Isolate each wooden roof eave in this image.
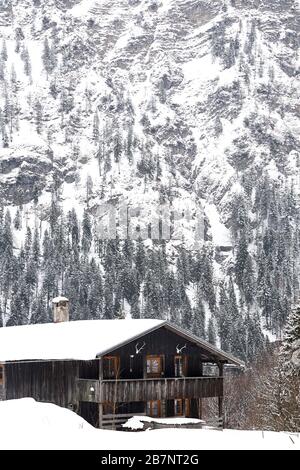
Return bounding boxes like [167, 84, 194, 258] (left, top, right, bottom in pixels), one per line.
[163, 322, 245, 367]
[96, 320, 245, 368]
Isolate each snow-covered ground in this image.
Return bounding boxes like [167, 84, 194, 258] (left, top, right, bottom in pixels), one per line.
[123, 415, 204, 430]
[0, 399, 299, 450]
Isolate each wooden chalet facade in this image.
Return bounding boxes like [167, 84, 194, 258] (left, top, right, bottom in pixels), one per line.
[0, 300, 243, 429]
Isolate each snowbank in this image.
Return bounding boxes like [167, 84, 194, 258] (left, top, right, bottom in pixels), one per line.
[123, 416, 204, 430]
[0, 399, 299, 450]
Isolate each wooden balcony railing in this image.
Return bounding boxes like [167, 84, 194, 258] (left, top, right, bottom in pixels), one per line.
[76, 376, 223, 403]
[101, 377, 223, 403]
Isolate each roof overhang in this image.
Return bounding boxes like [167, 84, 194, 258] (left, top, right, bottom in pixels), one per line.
[163, 322, 245, 367]
[95, 321, 169, 358]
[0, 319, 245, 367]
[98, 320, 245, 367]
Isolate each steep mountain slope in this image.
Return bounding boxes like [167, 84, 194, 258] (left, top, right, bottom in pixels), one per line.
[0, 0, 299, 361]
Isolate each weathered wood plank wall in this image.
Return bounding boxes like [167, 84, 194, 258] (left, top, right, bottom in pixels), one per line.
[5, 361, 79, 408]
[0, 385, 5, 401]
[108, 327, 215, 380]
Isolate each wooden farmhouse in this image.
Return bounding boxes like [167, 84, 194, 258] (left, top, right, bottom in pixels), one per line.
[0, 298, 243, 429]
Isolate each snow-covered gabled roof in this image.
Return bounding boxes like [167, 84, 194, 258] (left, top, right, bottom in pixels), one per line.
[0, 319, 244, 366]
[0, 320, 164, 362]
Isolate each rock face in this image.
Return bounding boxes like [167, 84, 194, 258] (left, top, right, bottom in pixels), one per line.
[0, 0, 299, 338]
[0, 146, 62, 205]
[0, 0, 298, 207]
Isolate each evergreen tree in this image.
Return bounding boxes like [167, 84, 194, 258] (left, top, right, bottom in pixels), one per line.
[120, 264, 138, 305]
[192, 298, 206, 339]
[67, 209, 80, 254]
[30, 296, 49, 324]
[103, 273, 114, 319]
[87, 259, 103, 319]
[21, 47, 32, 78]
[7, 278, 30, 326]
[93, 112, 100, 141]
[131, 292, 141, 319]
[180, 293, 193, 330]
[86, 176, 93, 207]
[24, 226, 32, 262]
[135, 237, 146, 282]
[1, 210, 13, 258]
[0, 56, 4, 81]
[42, 37, 55, 77]
[34, 99, 43, 134]
[32, 228, 40, 265]
[281, 302, 300, 376]
[1, 39, 8, 62]
[123, 238, 134, 265]
[208, 317, 217, 345]
[49, 197, 61, 235]
[82, 209, 92, 255]
[10, 65, 17, 89]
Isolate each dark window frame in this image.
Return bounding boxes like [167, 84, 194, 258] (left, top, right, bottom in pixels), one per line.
[174, 399, 183, 416]
[103, 356, 120, 379]
[147, 400, 161, 418]
[174, 355, 187, 377]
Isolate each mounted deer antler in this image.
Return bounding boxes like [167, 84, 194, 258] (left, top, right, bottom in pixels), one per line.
[176, 344, 187, 354]
[135, 341, 146, 354]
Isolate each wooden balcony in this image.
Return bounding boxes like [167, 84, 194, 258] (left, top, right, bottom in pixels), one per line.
[77, 376, 223, 404]
[101, 377, 223, 403]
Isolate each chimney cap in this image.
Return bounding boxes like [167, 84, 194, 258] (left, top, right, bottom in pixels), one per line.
[52, 296, 69, 304]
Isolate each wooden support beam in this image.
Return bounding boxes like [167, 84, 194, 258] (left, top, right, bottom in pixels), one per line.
[99, 357, 103, 381]
[218, 362, 224, 421]
[99, 357, 103, 428]
[143, 356, 147, 379]
[198, 398, 203, 420]
[99, 403, 103, 429]
[218, 396, 223, 419]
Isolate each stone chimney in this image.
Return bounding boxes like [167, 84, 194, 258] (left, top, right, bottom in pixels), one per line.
[52, 296, 69, 323]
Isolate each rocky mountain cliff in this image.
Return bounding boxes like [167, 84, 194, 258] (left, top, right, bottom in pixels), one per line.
[0, 0, 299, 361]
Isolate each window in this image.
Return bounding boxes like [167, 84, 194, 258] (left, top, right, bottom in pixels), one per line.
[0, 365, 3, 385]
[174, 356, 187, 377]
[147, 400, 161, 418]
[146, 356, 163, 377]
[174, 399, 190, 417]
[103, 357, 120, 379]
[174, 399, 183, 416]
